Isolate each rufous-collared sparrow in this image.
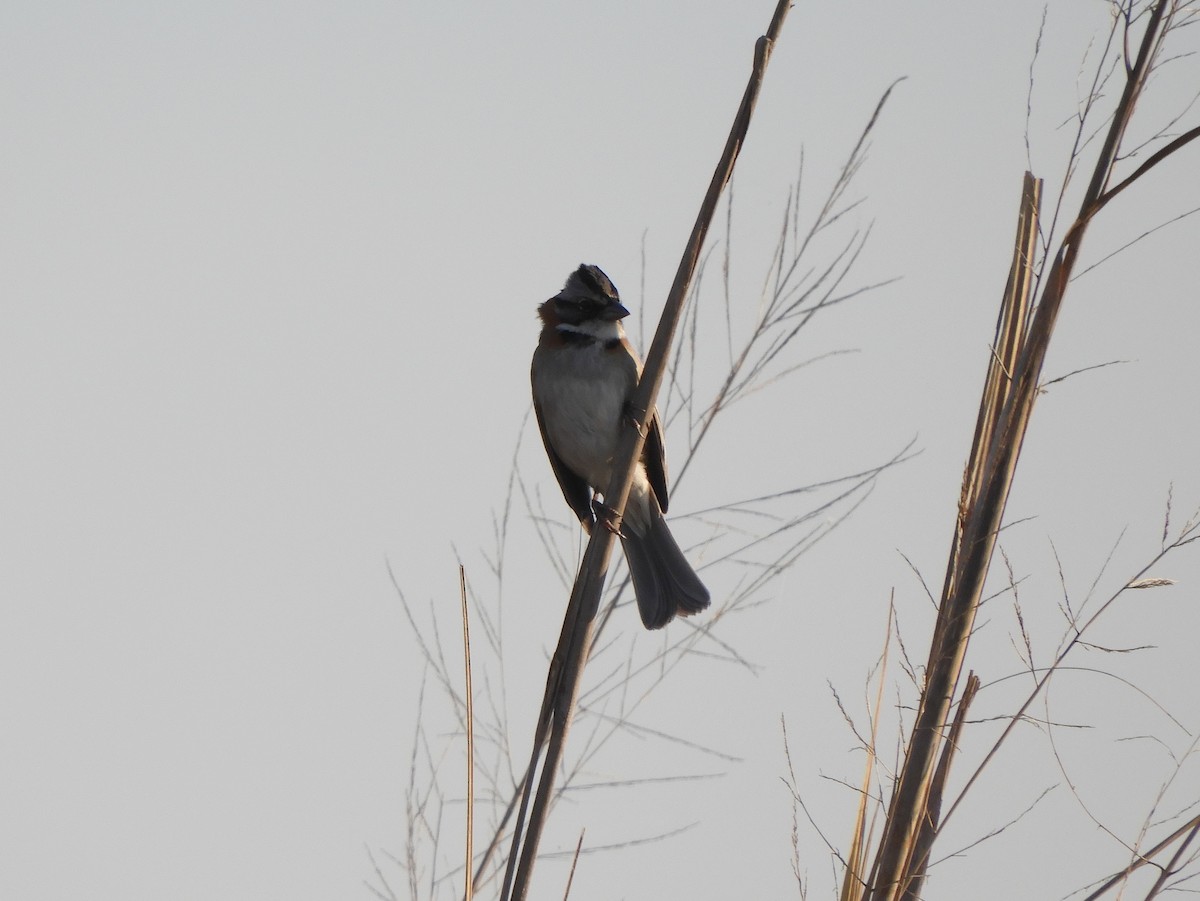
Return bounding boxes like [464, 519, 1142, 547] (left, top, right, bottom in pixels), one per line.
[531, 263, 710, 629]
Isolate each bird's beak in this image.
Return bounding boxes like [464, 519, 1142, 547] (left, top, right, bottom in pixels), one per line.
[601, 300, 631, 321]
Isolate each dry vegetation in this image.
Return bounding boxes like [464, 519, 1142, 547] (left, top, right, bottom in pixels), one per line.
[377, 2, 1200, 899]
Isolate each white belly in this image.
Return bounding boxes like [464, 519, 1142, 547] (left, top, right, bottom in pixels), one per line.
[535, 356, 626, 489]
[533, 342, 655, 532]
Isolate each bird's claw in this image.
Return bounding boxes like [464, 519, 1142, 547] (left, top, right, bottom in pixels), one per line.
[622, 401, 647, 437]
[591, 498, 625, 538]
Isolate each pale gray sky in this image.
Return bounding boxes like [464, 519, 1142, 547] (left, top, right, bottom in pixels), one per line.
[3, 2, 1199, 900]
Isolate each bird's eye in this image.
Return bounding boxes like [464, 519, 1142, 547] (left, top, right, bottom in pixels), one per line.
[557, 297, 598, 314]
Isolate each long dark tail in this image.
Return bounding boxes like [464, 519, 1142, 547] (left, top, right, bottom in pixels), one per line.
[621, 507, 710, 630]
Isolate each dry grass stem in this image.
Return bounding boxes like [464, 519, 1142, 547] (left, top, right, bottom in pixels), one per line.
[560, 831, 584, 901]
[501, 3, 794, 898]
[865, 169, 1043, 901]
[376, 2, 1200, 896]
[1081, 814, 1200, 901]
[460, 567, 475, 901]
[839, 605, 894, 901]
[864, 4, 1200, 897]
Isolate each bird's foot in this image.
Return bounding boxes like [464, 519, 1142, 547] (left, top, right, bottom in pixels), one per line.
[591, 497, 625, 538]
[622, 401, 647, 437]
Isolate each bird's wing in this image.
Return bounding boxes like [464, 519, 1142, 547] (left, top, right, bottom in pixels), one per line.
[614, 336, 671, 514]
[533, 397, 595, 526]
[642, 406, 670, 513]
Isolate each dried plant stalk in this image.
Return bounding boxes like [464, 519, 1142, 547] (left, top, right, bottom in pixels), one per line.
[501, 2, 793, 899]
[459, 567, 475, 901]
[840, 606, 895, 901]
[866, 171, 1042, 901]
[900, 673, 980, 901]
[866, 3, 1199, 897]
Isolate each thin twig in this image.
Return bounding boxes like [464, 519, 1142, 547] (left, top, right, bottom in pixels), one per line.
[460, 567, 475, 901]
[561, 831, 585, 901]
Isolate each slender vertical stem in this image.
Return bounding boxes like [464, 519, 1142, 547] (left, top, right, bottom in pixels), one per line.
[866, 4, 1178, 897]
[503, 2, 793, 898]
[459, 567, 475, 901]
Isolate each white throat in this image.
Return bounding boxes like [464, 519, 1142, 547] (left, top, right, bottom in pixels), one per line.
[556, 319, 623, 342]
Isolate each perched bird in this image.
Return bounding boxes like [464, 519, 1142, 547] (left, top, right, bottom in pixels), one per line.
[531, 263, 710, 629]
